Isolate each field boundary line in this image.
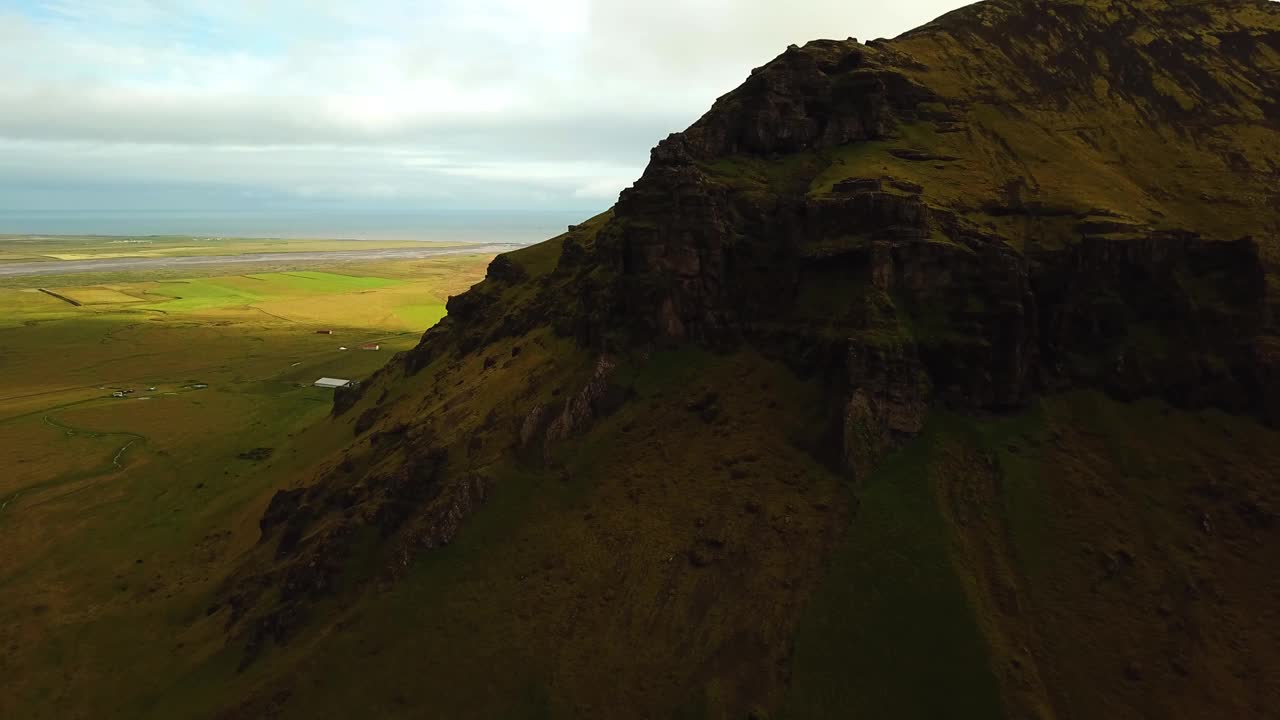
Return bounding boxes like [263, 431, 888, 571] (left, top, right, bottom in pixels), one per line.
[38, 288, 81, 306]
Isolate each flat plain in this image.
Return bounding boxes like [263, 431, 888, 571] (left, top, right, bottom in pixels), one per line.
[0, 235, 492, 718]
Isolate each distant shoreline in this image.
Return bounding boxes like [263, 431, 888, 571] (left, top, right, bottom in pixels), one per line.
[0, 243, 518, 278]
[0, 209, 588, 242]
[0, 233, 470, 243]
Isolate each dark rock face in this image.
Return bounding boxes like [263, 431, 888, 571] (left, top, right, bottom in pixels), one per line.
[353, 406, 383, 436]
[581, 157, 1274, 473]
[259, 488, 307, 540]
[543, 355, 620, 446]
[606, 164, 738, 344]
[1262, 340, 1280, 424]
[673, 42, 937, 159]
[870, 230, 1038, 410]
[485, 254, 527, 284]
[331, 384, 362, 417]
[842, 338, 930, 481]
[685, 63, 854, 156]
[219, 439, 490, 664]
[1033, 235, 1270, 410]
[594, 43, 941, 347]
[544, 0, 1280, 469]
[516, 355, 627, 460]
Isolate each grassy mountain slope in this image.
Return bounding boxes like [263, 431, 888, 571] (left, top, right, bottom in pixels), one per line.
[146, 1, 1280, 717]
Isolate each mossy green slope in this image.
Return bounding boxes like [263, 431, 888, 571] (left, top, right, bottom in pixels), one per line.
[785, 393, 1280, 719]
[143, 2, 1280, 718]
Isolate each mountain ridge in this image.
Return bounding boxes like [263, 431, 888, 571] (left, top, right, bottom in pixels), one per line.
[209, 1, 1280, 717]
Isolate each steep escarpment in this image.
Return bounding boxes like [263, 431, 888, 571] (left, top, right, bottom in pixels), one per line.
[596, 0, 1278, 399]
[209, 1, 1280, 718]
[579, 0, 1280, 476]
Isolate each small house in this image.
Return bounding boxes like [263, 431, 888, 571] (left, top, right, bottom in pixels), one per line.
[314, 377, 354, 390]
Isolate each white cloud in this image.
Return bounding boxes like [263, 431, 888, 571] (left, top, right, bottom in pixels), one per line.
[0, 1, 972, 215]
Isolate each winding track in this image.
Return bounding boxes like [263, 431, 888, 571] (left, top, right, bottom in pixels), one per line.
[0, 407, 148, 516]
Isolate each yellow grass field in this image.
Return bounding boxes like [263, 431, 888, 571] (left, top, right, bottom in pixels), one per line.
[53, 286, 149, 305]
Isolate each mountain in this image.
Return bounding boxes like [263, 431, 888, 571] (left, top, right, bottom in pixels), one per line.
[210, 1, 1280, 717]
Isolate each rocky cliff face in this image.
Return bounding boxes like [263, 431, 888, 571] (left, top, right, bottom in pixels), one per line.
[556, 0, 1280, 475]
[216, 1, 1280, 716]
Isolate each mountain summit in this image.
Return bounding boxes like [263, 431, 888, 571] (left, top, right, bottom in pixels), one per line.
[216, 1, 1280, 717]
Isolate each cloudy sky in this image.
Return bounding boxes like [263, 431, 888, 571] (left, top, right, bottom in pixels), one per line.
[0, 0, 970, 219]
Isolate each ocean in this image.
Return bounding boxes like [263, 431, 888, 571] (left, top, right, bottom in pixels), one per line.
[0, 209, 593, 243]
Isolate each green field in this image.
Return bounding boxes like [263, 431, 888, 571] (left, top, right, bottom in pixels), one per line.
[0, 242, 492, 719]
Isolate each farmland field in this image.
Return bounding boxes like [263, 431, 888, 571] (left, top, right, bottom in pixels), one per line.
[0, 236, 494, 718]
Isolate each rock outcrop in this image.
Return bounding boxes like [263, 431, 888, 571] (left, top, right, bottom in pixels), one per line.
[224, 0, 1280, 680]
[552, 0, 1280, 467]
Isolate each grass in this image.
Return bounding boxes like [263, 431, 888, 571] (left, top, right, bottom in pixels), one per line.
[150, 327, 1280, 720]
[782, 418, 1006, 719]
[54, 286, 148, 305]
[0, 381, 334, 718]
[6, 3, 1280, 713]
[144, 278, 265, 310]
[785, 393, 1280, 719]
[0, 249, 494, 720]
[251, 270, 401, 291]
[390, 303, 447, 329]
[7, 245, 1277, 719]
[0, 289, 82, 328]
[0, 264, 474, 335]
[137, 347, 851, 719]
[141, 272, 401, 312]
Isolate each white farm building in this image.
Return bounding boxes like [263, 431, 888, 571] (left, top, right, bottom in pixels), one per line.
[314, 377, 354, 389]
